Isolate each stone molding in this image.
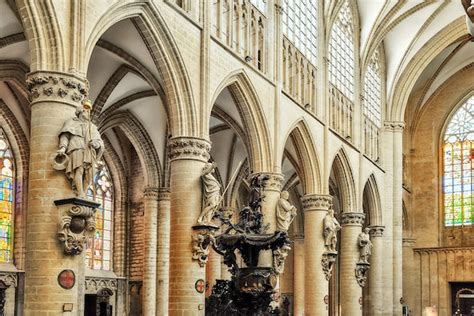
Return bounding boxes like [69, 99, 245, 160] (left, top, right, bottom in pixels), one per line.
[167, 137, 211, 162]
[85, 277, 118, 292]
[143, 187, 159, 199]
[340, 212, 365, 226]
[157, 188, 171, 201]
[369, 225, 385, 237]
[293, 233, 304, 241]
[0, 272, 17, 288]
[26, 71, 88, 106]
[383, 121, 405, 132]
[250, 172, 284, 192]
[402, 237, 416, 247]
[301, 194, 332, 212]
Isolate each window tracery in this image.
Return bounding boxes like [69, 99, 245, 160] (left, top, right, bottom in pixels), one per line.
[0, 129, 13, 263]
[85, 161, 114, 270]
[443, 98, 473, 226]
[363, 50, 382, 126]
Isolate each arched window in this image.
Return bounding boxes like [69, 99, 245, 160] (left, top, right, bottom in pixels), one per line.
[85, 161, 114, 270]
[282, 0, 318, 64]
[0, 129, 13, 263]
[328, 1, 354, 100]
[443, 98, 473, 226]
[363, 50, 382, 126]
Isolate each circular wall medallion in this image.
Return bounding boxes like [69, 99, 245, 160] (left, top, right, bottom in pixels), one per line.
[195, 279, 205, 293]
[58, 269, 75, 289]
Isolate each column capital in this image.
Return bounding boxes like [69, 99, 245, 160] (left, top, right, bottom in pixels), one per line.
[26, 71, 89, 107]
[301, 194, 332, 212]
[402, 237, 416, 247]
[157, 188, 171, 201]
[167, 136, 211, 162]
[340, 212, 365, 226]
[369, 225, 385, 237]
[383, 121, 405, 132]
[250, 172, 284, 192]
[143, 187, 160, 199]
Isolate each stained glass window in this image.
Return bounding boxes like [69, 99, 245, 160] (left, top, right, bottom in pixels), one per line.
[328, 1, 354, 100]
[443, 98, 473, 226]
[282, 0, 318, 64]
[0, 129, 13, 263]
[85, 161, 114, 270]
[363, 50, 382, 126]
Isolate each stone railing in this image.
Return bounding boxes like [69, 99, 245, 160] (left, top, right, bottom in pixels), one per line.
[282, 36, 317, 114]
[363, 117, 380, 162]
[329, 84, 353, 140]
[211, 0, 267, 72]
[168, 0, 202, 22]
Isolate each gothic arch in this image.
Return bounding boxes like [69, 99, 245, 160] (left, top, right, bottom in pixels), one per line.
[84, 1, 196, 137]
[210, 70, 273, 173]
[281, 119, 321, 195]
[329, 148, 357, 213]
[362, 174, 382, 226]
[100, 111, 161, 188]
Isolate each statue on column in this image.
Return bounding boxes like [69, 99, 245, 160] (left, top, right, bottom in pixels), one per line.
[275, 191, 297, 232]
[357, 227, 373, 264]
[323, 207, 341, 253]
[462, 0, 474, 35]
[197, 161, 222, 225]
[52, 103, 104, 198]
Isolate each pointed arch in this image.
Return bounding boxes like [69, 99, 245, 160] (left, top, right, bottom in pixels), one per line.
[281, 119, 321, 195]
[362, 174, 382, 226]
[210, 70, 272, 172]
[84, 1, 196, 137]
[330, 148, 357, 212]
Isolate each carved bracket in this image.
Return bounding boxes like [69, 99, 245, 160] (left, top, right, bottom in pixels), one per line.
[273, 240, 291, 274]
[321, 251, 338, 281]
[355, 262, 370, 287]
[192, 224, 218, 267]
[0, 272, 17, 288]
[55, 199, 99, 256]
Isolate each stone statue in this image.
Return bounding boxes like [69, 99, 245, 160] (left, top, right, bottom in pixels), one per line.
[275, 191, 297, 232]
[197, 161, 222, 224]
[53, 106, 104, 198]
[462, 0, 474, 34]
[323, 207, 341, 252]
[358, 227, 373, 264]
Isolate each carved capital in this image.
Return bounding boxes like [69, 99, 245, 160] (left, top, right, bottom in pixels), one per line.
[250, 172, 284, 192]
[55, 198, 99, 255]
[26, 71, 88, 106]
[0, 272, 17, 288]
[143, 187, 159, 200]
[301, 194, 332, 212]
[383, 121, 405, 132]
[168, 137, 211, 162]
[157, 187, 171, 201]
[340, 212, 365, 226]
[85, 277, 118, 292]
[369, 225, 385, 237]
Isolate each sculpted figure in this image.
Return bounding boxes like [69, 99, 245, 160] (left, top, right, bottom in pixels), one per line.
[323, 207, 341, 252]
[198, 162, 222, 224]
[462, 0, 474, 34]
[54, 106, 104, 197]
[358, 227, 373, 264]
[275, 191, 297, 232]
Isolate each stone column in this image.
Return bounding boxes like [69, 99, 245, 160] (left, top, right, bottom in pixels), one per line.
[168, 137, 211, 315]
[402, 238, 416, 316]
[340, 212, 365, 316]
[368, 226, 384, 315]
[156, 188, 170, 315]
[23, 71, 89, 315]
[293, 234, 305, 316]
[302, 194, 332, 315]
[206, 249, 221, 297]
[142, 187, 159, 315]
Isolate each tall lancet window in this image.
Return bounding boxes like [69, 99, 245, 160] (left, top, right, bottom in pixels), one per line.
[85, 161, 114, 270]
[363, 50, 382, 126]
[328, 1, 354, 100]
[443, 97, 473, 226]
[0, 129, 14, 263]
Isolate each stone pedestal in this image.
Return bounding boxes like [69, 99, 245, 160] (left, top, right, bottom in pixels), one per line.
[24, 71, 90, 316]
[167, 137, 211, 316]
[302, 194, 332, 316]
[156, 188, 171, 315]
[292, 234, 304, 316]
[340, 212, 365, 316]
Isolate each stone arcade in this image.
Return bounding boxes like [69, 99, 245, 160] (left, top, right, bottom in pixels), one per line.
[0, 0, 472, 315]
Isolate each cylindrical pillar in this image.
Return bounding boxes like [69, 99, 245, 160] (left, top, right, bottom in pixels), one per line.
[368, 226, 384, 315]
[142, 187, 159, 315]
[293, 234, 305, 316]
[206, 249, 221, 297]
[168, 137, 211, 315]
[23, 71, 89, 315]
[156, 188, 171, 315]
[340, 212, 365, 316]
[302, 194, 332, 315]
